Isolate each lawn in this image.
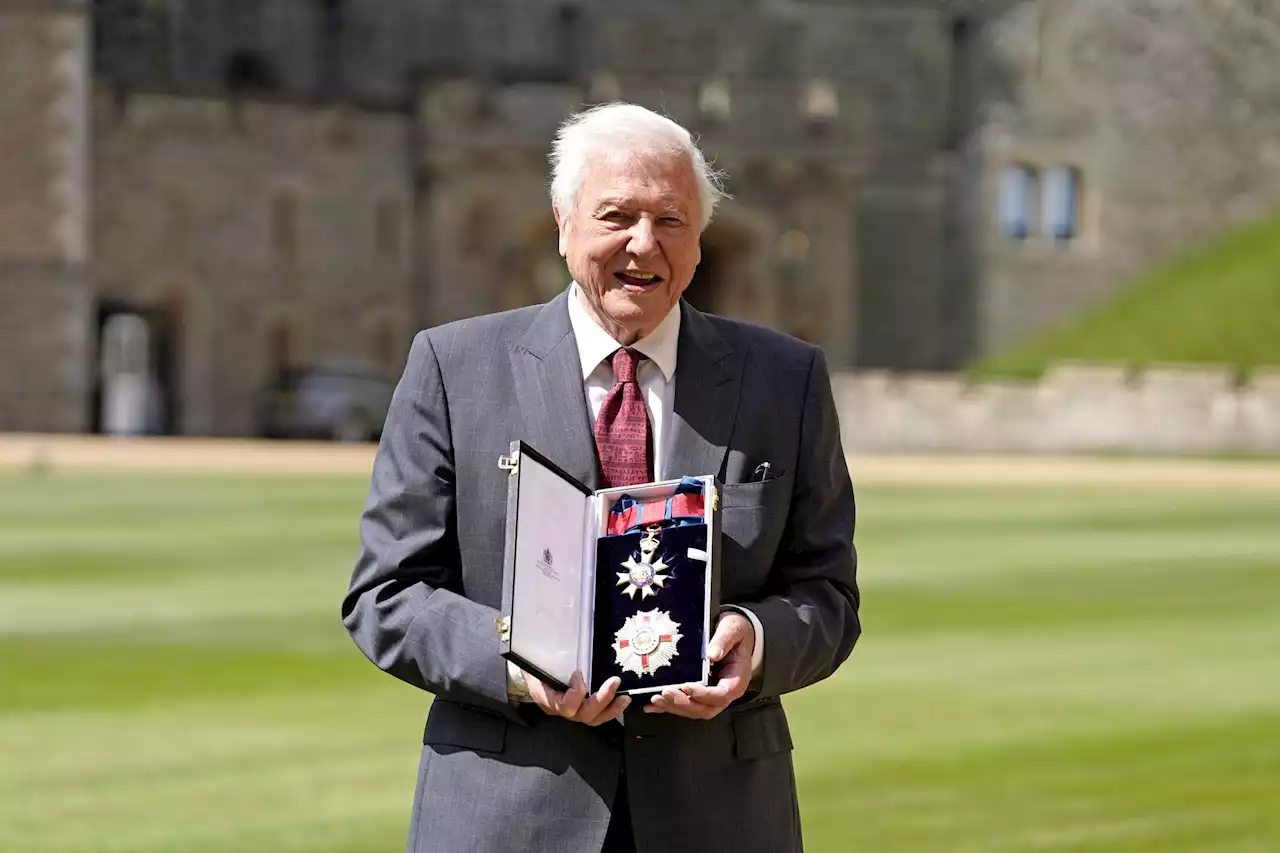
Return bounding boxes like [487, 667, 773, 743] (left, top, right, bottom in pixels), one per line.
[1, 471, 1277, 852]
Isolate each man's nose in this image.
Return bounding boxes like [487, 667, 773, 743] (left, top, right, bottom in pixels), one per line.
[626, 218, 658, 256]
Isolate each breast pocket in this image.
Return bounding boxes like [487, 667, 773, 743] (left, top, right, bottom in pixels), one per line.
[719, 474, 792, 596]
[721, 474, 792, 510]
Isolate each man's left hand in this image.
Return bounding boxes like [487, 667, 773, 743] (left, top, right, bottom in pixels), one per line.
[643, 611, 755, 719]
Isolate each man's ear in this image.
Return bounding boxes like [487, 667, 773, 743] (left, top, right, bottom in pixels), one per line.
[554, 205, 569, 258]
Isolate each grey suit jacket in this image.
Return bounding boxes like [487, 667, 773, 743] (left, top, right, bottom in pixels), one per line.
[343, 289, 859, 853]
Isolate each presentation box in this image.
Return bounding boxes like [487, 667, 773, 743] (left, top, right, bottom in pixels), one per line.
[495, 441, 722, 696]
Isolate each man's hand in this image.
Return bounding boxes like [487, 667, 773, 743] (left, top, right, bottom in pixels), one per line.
[644, 611, 754, 720]
[526, 670, 630, 726]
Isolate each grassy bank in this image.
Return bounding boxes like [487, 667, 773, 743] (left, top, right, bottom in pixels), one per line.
[976, 212, 1280, 378]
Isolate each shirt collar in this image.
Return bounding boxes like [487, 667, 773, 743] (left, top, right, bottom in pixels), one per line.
[567, 283, 680, 383]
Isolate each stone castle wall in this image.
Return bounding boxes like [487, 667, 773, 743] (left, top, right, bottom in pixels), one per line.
[93, 0, 977, 372]
[93, 93, 414, 436]
[0, 3, 92, 432]
[978, 0, 1280, 353]
[0, 262, 92, 432]
[834, 363, 1280, 455]
[6, 0, 1280, 437]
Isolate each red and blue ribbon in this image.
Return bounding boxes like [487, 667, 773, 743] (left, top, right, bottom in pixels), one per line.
[607, 477, 706, 536]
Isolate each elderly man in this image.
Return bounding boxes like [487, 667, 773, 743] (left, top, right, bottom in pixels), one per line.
[343, 103, 859, 853]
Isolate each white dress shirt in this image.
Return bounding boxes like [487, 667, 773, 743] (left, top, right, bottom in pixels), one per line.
[508, 285, 763, 700]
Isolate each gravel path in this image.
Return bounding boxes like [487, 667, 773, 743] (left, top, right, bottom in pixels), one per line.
[3, 433, 1279, 491]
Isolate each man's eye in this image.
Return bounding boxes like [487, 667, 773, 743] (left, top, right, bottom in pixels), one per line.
[602, 211, 631, 223]
[660, 217, 684, 226]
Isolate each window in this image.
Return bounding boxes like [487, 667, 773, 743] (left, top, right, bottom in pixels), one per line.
[699, 80, 731, 122]
[998, 165, 1037, 240]
[999, 163, 1084, 243]
[802, 79, 839, 124]
[224, 49, 278, 94]
[1042, 166, 1080, 242]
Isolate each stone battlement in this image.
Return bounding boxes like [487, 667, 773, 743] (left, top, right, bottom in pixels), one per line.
[833, 362, 1280, 454]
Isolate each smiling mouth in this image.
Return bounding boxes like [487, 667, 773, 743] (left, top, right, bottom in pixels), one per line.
[614, 271, 664, 288]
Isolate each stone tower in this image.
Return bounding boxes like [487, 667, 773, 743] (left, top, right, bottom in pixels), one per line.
[0, 0, 92, 431]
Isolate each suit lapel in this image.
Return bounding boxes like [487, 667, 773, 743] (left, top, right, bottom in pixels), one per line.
[666, 302, 744, 480]
[509, 290, 601, 490]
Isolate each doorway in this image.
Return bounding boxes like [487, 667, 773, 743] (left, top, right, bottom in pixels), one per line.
[685, 223, 753, 317]
[91, 300, 179, 435]
[685, 244, 722, 313]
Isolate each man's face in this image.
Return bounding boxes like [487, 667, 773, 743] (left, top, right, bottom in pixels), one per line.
[556, 151, 702, 344]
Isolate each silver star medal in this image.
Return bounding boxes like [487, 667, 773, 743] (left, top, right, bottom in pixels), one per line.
[616, 526, 669, 600]
[614, 609, 682, 677]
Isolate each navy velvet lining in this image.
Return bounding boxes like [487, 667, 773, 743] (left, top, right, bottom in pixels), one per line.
[592, 524, 709, 692]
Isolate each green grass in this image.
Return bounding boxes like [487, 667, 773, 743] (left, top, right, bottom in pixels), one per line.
[2, 472, 1278, 852]
[975, 212, 1280, 378]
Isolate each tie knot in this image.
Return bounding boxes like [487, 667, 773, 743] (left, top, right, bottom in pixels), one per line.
[611, 347, 643, 383]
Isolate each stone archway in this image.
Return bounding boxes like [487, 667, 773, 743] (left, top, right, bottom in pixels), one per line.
[686, 217, 766, 322]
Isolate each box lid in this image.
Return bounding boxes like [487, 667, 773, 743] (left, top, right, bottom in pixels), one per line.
[498, 440, 593, 691]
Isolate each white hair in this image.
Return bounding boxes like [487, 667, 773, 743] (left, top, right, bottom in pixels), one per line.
[549, 102, 729, 231]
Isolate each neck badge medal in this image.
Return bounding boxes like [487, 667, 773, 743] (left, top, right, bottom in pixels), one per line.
[616, 525, 669, 599]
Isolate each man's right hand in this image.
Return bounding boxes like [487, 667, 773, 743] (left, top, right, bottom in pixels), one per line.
[526, 670, 630, 726]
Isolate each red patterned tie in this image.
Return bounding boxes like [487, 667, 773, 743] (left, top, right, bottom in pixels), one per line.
[594, 348, 653, 488]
